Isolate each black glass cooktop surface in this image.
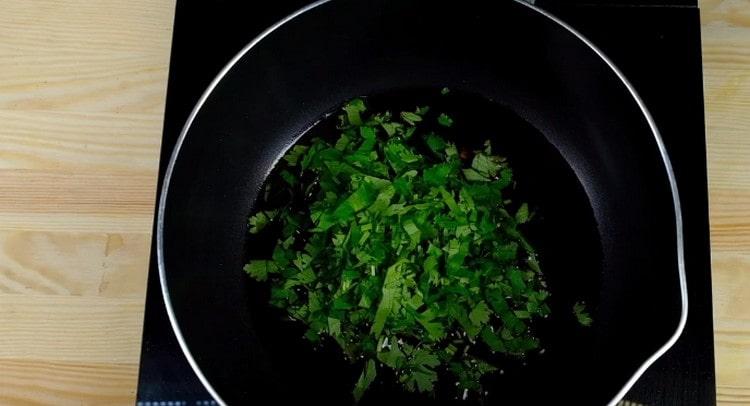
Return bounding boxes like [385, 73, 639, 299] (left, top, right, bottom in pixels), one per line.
[136, 1, 715, 405]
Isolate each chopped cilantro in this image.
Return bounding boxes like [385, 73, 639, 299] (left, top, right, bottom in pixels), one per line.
[245, 97, 553, 402]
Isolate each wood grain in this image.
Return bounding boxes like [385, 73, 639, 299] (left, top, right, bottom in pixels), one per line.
[0, 359, 138, 406]
[0, 0, 174, 114]
[0, 110, 162, 172]
[702, 0, 750, 404]
[0, 0, 175, 404]
[0, 170, 157, 234]
[0, 231, 150, 296]
[0, 295, 144, 364]
[0, 0, 747, 404]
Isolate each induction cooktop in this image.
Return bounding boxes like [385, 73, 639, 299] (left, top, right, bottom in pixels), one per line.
[136, 1, 715, 405]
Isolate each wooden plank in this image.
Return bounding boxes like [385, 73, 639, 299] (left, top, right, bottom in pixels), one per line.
[0, 295, 145, 364]
[0, 359, 138, 406]
[0, 110, 162, 172]
[0, 0, 174, 114]
[0, 0, 172, 55]
[0, 0, 175, 403]
[0, 230, 150, 297]
[702, 0, 750, 404]
[0, 169, 157, 234]
[712, 253, 750, 404]
[709, 188, 750, 253]
[0, 213, 154, 234]
[0, 170, 156, 215]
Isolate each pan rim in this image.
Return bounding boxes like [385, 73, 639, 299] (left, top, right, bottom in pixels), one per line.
[155, 1, 688, 405]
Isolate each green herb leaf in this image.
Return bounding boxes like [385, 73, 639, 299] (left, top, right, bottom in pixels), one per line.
[328, 317, 341, 337]
[400, 111, 423, 125]
[471, 153, 502, 177]
[371, 260, 406, 337]
[248, 210, 276, 234]
[515, 203, 530, 224]
[437, 113, 454, 128]
[462, 168, 490, 182]
[333, 182, 377, 220]
[243, 260, 278, 281]
[423, 163, 454, 187]
[353, 359, 377, 402]
[573, 301, 593, 326]
[469, 301, 491, 327]
[283, 145, 309, 166]
[344, 98, 367, 126]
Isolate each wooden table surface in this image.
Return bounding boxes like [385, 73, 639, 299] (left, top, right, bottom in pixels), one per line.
[0, 0, 747, 405]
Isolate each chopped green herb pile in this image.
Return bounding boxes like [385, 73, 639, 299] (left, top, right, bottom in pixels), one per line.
[245, 97, 551, 402]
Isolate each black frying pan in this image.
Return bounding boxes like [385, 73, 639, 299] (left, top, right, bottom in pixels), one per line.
[157, 1, 687, 405]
